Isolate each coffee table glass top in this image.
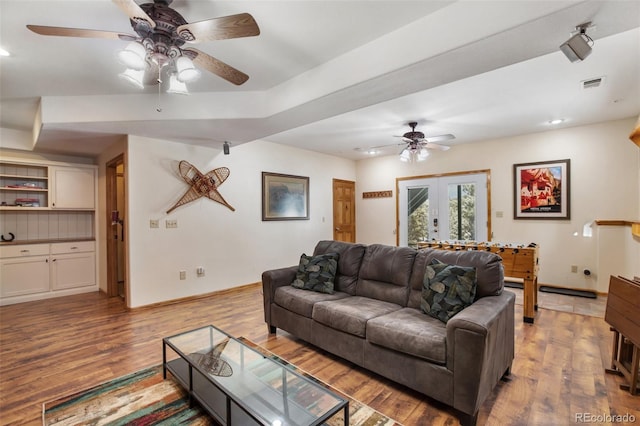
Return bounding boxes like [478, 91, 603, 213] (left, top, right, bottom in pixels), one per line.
[164, 325, 347, 425]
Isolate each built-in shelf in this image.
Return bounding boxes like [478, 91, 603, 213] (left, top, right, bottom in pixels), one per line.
[0, 187, 48, 191]
[0, 163, 49, 209]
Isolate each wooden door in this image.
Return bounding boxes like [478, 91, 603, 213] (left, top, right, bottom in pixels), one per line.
[332, 179, 356, 242]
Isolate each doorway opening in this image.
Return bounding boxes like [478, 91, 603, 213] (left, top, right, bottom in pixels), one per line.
[106, 155, 127, 302]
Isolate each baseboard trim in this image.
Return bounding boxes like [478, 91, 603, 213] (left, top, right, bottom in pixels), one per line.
[127, 282, 261, 311]
[504, 280, 607, 297]
[539, 285, 597, 299]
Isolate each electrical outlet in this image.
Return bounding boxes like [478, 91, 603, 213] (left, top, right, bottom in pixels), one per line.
[571, 265, 578, 273]
[150, 219, 159, 228]
[197, 267, 205, 277]
[166, 219, 178, 228]
[179, 270, 186, 280]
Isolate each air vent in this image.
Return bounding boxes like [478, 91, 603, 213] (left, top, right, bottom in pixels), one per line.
[582, 76, 605, 89]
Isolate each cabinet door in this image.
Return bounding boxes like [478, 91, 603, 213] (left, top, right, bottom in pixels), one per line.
[51, 167, 95, 209]
[0, 256, 50, 297]
[51, 252, 96, 290]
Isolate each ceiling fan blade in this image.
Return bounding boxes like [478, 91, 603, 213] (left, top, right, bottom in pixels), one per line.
[27, 25, 137, 41]
[393, 135, 418, 144]
[184, 48, 249, 85]
[424, 142, 451, 151]
[356, 142, 404, 151]
[177, 13, 260, 43]
[424, 134, 455, 143]
[112, 0, 155, 28]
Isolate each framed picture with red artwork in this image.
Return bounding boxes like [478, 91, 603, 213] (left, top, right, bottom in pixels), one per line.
[513, 159, 570, 220]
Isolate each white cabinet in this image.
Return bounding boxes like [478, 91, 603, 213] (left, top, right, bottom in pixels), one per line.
[0, 244, 50, 297]
[0, 241, 96, 305]
[50, 242, 96, 290]
[51, 167, 95, 209]
[0, 160, 98, 305]
[0, 162, 96, 211]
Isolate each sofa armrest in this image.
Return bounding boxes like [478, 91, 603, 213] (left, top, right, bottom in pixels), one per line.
[445, 290, 515, 416]
[261, 266, 297, 326]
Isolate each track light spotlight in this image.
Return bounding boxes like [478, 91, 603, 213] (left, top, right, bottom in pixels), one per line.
[560, 22, 593, 62]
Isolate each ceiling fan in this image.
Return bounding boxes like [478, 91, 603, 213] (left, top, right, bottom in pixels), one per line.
[26, 0, 260, 87]
[362, 122, 454, 162]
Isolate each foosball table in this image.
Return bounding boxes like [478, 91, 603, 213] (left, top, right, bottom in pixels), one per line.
[417, 240, 540, 323]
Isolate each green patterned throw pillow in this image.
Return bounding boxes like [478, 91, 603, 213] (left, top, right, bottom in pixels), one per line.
[421, 259, 477, 323]
[291, 252, 340, 294]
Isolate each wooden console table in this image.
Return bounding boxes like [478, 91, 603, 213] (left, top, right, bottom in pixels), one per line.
[604, 275, 640, 395]
[417, 241, 539, 323]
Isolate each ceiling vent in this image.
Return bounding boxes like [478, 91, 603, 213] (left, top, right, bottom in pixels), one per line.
[582, 76, 604, 89]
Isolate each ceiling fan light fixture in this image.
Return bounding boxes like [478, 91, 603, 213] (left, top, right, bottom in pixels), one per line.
[417, 148, 429, 161]
[118, 41, 147, 71]
[167, 74, 189, 95]
[400, 149, 411, 162]
[119, 68, 145, 89]
[176, 56, 201, 83]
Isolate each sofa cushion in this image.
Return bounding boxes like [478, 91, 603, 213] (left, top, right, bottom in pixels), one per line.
[356, 244, 417, 306]
[274, 286, 350, 318]
[314, 240, 366, 295]
[312, 296, 401, 337]
[421, 259, 477, 323]
[291, 252, 339, 294]
[408, 248, 504, 309]
[366, 307, 446, 364]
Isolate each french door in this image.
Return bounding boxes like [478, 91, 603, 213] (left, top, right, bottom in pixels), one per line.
[397, 172, 489, 247]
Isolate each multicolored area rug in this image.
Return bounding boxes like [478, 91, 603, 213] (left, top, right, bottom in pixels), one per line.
[43, 339, 400, 426]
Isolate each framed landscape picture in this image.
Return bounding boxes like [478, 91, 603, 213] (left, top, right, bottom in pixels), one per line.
[262, 172, 309, 221]
[513, 159, 570, 220]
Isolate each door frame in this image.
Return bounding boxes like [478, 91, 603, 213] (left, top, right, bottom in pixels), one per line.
[106, 154, 127, 302]
[396, 169, 492, 246]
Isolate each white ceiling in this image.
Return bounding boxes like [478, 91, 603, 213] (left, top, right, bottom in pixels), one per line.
[1, 0, 639, 159]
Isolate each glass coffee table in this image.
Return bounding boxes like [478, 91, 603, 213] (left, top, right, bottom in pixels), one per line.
[163, 325, 349, 425]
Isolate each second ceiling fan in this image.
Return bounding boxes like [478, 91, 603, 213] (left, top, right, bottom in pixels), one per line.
[27, 0, 260, 87]
[367, 122, 454, 162]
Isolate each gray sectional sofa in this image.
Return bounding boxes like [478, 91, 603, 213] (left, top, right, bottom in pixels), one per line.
[261, 240, 515, 425]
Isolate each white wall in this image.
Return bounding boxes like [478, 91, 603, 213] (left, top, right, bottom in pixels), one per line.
[356, 117, 640, 293]
[125, 136, 355, 307]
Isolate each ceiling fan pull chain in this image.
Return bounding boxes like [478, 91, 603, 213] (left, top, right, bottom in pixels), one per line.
[156, 66, 163, 113]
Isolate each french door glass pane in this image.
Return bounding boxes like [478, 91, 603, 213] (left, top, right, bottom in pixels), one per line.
[448, 183, 476, 240]
[408, 187, 429, 247]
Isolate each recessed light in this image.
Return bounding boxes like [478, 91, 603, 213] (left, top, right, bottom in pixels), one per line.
[0, 47, 10, 57]
[548, 119, 564, 125]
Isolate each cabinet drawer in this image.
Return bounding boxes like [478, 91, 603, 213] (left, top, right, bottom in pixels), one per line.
[0, 244, 49, 258]
[50, 241, 95, 254]
[0, 255, 50, 297]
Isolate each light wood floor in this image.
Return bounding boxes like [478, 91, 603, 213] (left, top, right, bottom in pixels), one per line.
[1, 285, 638, 426]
